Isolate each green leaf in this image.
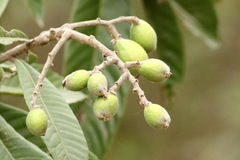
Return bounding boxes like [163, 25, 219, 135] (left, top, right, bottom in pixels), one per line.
[0, 44, 4, 52]
[0, 115, 52, 160]
[144, 0, 184, 94]
[22, 0, 44, 27]
[0, 63, 86, 104]
[89, 151, 99, 160]
[0, 102, 47, 151]
[15, 60, 89, 160]
[0, 74, 22, 95]
[170, 0, 219, 48]
[0, 0, 8, 18]
[65, 0, 131, 158]
[0, 26, 29, 45]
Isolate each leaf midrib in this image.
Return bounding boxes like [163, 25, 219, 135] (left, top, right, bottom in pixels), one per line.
[0, 139, 15, 160]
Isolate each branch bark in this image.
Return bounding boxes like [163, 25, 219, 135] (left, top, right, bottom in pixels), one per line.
[0, 16, 153, 108]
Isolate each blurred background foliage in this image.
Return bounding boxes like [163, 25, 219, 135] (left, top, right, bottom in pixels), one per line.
[0, 0, 240, 160]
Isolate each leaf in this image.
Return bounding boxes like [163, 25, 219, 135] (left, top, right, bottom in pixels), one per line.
[0, 0, 8, 18]
[0, 63, 86, 104]
[170, 0, 219, 48]
[0, 26, 29, 45]
[0, 44, 4, 52]
[15, 60, 89, 160]
[89, 151, 99, 160]
[0, 102, 47, 151]
[0, 115, 52, 160]
[144, 0, 184, 94]
[65, 0, 131, 158]
[0, 75, 22, 95]
[22, 0, 44, 27]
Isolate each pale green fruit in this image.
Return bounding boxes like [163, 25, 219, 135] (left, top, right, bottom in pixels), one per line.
[62, 70, 89, 91]
[26, 108, 48, 136]
[139, 59, 171, 82]
[144, 104, 171, 129]
[130, 20, 157, 53]
[0, 66, 3, 82]
[114, 39, 148, 76]
[88, 72, 108, 96]
[93, 93, 119, 121]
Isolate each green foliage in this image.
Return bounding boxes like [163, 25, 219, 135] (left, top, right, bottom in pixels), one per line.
[144, 1, 184, 94]
[15, 60, 89, 160]
[171, 0, 219, 48]
[0, 0, 219, 159]
[0, 0, 8, 18]
[0, 102, 47, 151]
[22, 0, 44, 27]
[0, 63, 86, 103]
[0, 26, 29, 45]
[65, 0, 132, 158]
[0, 115, 52, 160]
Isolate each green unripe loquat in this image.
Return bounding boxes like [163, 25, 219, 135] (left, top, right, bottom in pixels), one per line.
[87, 72, 108, 96]
[93, 93, 119, 121]
[62, 70, 89, 91]
[139, 59, 171, 82]
[130, 20, 157, 53]
[114, 39, 148, 76]
[26, 108, 48, 136]
[144, 104, 171, 129]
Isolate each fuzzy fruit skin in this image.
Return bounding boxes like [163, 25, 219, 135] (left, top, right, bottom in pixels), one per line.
[93, 94, 119, 121]
[88, 72, 108, 96]
[62, 70, 89, 91]
[114, 39, 148, 76]
[0, 66, 3, 82]
[144, 104, 171, 129]
[139, 59, 171, 82]
[26, 108, 48, 136]
[130, 20, 157, 53]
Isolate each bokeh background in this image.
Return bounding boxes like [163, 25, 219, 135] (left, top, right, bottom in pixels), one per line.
[1, 0, 240, 160]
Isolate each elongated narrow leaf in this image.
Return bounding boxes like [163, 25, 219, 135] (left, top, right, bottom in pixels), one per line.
[0, 63, 86, 104]
[65, 0, 131, 158]
[0, 0, 9, 18]
[15, 60, 89, 160]
[0, 102, 47, 151]
[22, 0, 44, 27]
[171, 0, 219, 48]
[0, 116, 52, 160]
[144, 0, 184, 94]
[0, 26, 29, 45]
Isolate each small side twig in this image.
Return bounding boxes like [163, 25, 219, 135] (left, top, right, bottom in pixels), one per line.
[31, 30, 70, 108]
[0, 16, 152, 109]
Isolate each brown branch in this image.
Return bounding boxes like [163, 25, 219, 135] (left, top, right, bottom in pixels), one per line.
[1, 16, 153, 108]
